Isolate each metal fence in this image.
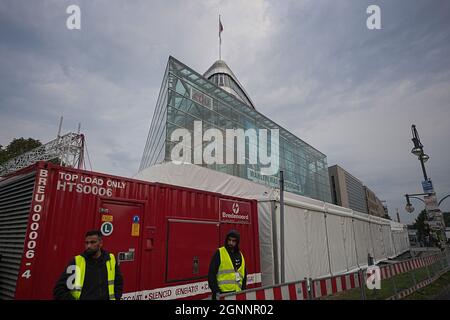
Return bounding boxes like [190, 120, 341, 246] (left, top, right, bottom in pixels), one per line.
[219, 249, 450, 300]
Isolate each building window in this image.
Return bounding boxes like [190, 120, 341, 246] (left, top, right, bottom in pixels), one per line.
[331, 175, 338, 205]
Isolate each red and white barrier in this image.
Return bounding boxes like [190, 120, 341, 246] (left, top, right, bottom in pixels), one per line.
[379, 254, 441, 281]
[312, 272, 360, 299]
[388, 277, 435, 300]
[220, 253, 444, 300]
[221, 280, 308, 300]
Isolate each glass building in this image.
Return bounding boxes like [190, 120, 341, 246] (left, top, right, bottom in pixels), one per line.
[139, 56, 332, 202]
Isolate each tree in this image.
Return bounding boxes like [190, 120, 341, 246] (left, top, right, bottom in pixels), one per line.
[0, 138, 42, 165]
[412, 209, 430, 244]
[444, 212, 450, 227]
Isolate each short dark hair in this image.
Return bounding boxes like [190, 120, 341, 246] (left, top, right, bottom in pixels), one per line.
[85, 230, 102, 239]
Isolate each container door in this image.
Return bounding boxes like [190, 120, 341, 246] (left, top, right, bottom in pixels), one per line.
[166, 219, 220, 282]
[97, 200, 143, 294]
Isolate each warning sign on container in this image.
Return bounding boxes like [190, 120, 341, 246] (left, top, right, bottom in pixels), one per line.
[131, 223, 140, 237]
[101, 222, 113, 236]
[101, 215, 113, 222]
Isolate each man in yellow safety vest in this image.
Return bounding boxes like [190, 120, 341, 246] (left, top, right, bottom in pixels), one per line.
[53, 230, 123, 300]
[208, 230, 247, 300]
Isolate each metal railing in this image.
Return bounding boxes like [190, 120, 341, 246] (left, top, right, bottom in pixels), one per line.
[219, 248, 450, 300]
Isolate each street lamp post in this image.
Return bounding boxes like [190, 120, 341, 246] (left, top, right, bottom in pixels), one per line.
[411, 125, 429, 181]
[404, 193, 427, 214]
[404, 124, 448, 247]
[405, 193, 450, 215]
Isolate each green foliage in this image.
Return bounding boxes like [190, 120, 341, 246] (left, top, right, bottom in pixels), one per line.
[444, 212, 450, 227]
[0, 138, 42, 165]
[413, 209, 430, 242]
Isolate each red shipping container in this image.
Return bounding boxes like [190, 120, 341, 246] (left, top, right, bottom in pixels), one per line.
[0, 161, 260, 300]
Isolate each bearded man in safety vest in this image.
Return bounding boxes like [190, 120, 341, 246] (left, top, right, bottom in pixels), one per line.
[53, 230, 123, 300]
[208, 229, 247, 300]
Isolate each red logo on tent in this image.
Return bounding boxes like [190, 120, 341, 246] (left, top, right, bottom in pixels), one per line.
[219, 199, 250, 224]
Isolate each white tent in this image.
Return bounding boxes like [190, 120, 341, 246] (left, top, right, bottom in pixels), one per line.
[135, 162, 410, 285]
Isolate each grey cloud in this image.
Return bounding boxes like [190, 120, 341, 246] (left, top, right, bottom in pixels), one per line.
[1, 0, 449, 224]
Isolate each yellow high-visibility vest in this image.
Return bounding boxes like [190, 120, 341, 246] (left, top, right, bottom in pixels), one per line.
[217, 246, 245, 293]
[71, 253, 116, 300]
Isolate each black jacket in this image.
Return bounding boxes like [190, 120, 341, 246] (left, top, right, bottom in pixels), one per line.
[208, 230, 247, 296]
[53, 249, 123, 300]
[208, 247, 247, 294]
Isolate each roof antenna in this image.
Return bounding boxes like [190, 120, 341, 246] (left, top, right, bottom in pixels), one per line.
[77, 122, 81, 134]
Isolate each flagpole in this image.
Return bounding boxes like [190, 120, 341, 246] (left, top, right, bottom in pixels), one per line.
[219, 14, 221, 61]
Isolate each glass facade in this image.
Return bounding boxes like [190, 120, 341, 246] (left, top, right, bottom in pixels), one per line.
[140, 56, 332, 203]
[345, 173, 368, 214]
[140, 63, 169, 170]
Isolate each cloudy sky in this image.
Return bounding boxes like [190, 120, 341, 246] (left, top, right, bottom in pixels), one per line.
[1, 0, 449, 224]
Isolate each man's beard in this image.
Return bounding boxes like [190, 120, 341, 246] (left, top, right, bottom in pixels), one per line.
[226, 245, 235, 252]
[84, 248, 99, 257]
